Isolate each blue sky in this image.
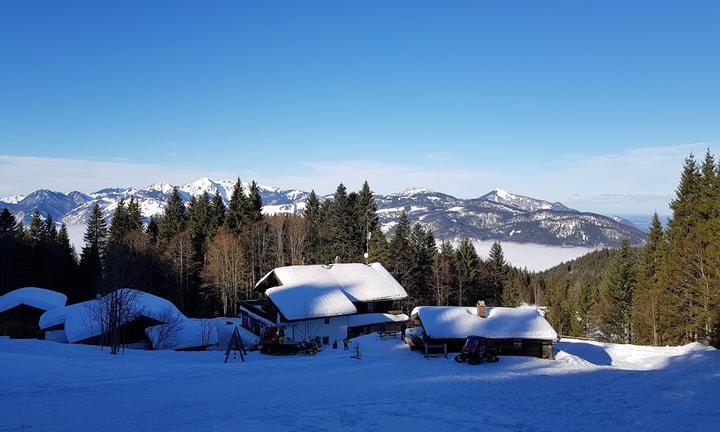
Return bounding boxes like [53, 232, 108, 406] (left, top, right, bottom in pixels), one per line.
[1, 1, 719, 214]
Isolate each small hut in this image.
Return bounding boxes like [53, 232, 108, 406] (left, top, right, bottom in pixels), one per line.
[410, 303, 557, 359]
[0, 287, 67, 339]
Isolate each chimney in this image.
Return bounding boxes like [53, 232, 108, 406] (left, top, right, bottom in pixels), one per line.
[476, 300, 487, 318]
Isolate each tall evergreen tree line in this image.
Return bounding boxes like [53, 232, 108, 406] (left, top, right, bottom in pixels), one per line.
[537, 150, 720, 347]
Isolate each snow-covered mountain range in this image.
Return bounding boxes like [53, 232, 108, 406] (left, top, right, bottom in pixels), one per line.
[1, 177, 646, 247]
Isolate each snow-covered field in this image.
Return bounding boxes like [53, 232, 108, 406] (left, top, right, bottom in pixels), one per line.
[1, 336, 717, 432]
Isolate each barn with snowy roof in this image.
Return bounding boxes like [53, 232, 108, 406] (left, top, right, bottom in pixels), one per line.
[0, 287, 67, 339]
[38, 288, 214, 349]
[240, 263, 409, 346]
[410, 302, 557, 359]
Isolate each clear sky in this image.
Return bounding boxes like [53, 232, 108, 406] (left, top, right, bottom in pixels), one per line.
[1, 1, 719, 214]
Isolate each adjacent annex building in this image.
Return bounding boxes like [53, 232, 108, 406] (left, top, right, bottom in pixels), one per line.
[411, 302, 558, 359]
[240, 263, 408, 346]
[0, 287, 67, 339]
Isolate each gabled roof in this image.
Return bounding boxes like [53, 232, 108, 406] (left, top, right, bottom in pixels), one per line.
[0, 287, 67, 314]
[412, 306, 558, 340]
[39, 288, 183, 343]
[257, 263, 407, 321]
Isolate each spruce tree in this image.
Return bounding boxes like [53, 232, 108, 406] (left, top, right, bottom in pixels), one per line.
[146, 215, 159, 244]
[633, 213, 667, 345]
[502, 269, 522, 307]
[126, 198, 143, 231]
[487, 241, 508, 305]
[247, 181, 264, 223]
[329, 183, 355, 262]
[389, 212, 413, 300]
[367, 225, 390, 265]
[597, 238, 637, 343]
[209, 189, 226, 238]
[0, 209, 17, 240]
[432, 241, 457, 306]
[455, 238, 479, 306]
[158, 188, 187, 241]
[187, 192, 212, 259]
[78, 203, 108, 300]
[226, 178, 247, 235]
[109, 199, 129, 243]
[304, 191, 322, 263]
[27, 210, 47, 249]
[407, 223, 436, 304]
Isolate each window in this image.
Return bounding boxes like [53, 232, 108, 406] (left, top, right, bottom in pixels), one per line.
[324, 318, 330, 325]
[322, 336, 329, 345]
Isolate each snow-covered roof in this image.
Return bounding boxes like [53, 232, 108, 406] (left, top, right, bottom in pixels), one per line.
[412, 306, 558, 340]
[258, 263, 407, 320]
[347, 313, 409, 327]
[145, 318, 219, 350]
[0, 287, 67, 314]
[39, 289, 184, 343]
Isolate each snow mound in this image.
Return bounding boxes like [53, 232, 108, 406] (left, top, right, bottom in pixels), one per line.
[0, 287, 67, 314]
[146, 318, 219, 350]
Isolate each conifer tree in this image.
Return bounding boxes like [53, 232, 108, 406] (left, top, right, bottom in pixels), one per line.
[407, 223, 436, 304]
[455, 238, 479, 306]
[78, 203, 108, 300]
[209, 190, 226, 238]
[247, 181, 264, 223]
[487, 241, 508, 305]
[328, 183, 355, 261]
[389, 212, 413, 300]
[633, 213, 667, 345]
[0, 209, 17, 240]
[27, 210, 47, 249]
[45, 214, 57, 241]
[126, 198, 143, 231]
[109, 199, 129, 243]
[158, 188, 187, 241]
[367, 225, 390, 265]
[597, 238, 637, 343]
[225, 178, 247, 235]
[502, 269, 522, 307]
[187, 192, 212, 259]
[146, 215, 159, 244]
[304, 191, 322, 263]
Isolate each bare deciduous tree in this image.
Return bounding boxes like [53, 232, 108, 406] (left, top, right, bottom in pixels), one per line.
[87, 288, 143, 355]
[202, 226, 246, 315]
[150, 307, 184, 350]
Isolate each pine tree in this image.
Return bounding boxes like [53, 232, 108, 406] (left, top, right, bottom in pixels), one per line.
[389, 212, 413, 303]
[487, 241, 508, 305]
[158, 188, 187, 241]
[502, 269, 522, 307]
[78, 203, 108, 300]
[367, 225, 390, 265]
[109, 199, 129, 243]
[407, 223, 436, 304]
[633, 213, 667, 345]
[247, 181, 263, 223]
[187, 192, 212, 259]
[0, 209, 17, 240]
[328, 183, 355, 262]
[455, 238, 479, 306]
[304, 191, 321, 264]
[209, 189, 226, 238]
[225, 178, 247, 235]
[597, 238, 637, 343]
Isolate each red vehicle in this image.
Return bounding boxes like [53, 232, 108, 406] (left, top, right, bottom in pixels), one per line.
[259, 326, 320, 355]
[454, 336, 499, 365]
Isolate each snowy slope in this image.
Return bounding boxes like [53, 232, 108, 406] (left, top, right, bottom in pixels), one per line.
[0, 336, 716, 432]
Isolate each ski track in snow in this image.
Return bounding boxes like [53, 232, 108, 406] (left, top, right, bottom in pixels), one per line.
[0, 336, 718, 432]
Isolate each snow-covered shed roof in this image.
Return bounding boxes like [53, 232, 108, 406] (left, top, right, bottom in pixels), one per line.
[411, 306, 558, 340]
[39, 289, 184, 343]
[0, 287, 67, 314]
[145, 318, 219, 350]
[257, 263, 407, 321]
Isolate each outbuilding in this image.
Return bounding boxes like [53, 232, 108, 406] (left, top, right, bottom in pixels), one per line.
[240, 263, 408, 346]
[0, 287, 67, 339]
[410, 302, 557, 359]
[39, 288, 185, 348]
